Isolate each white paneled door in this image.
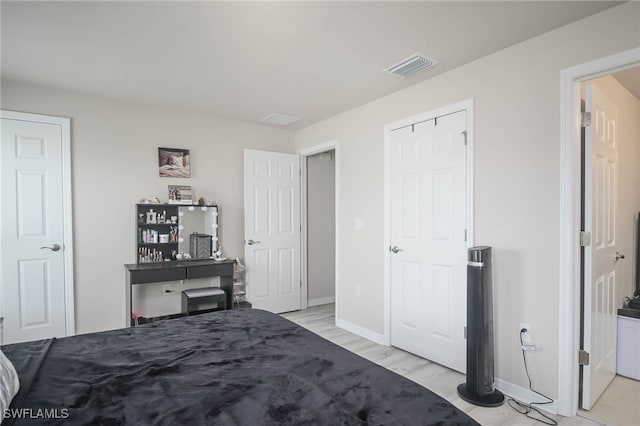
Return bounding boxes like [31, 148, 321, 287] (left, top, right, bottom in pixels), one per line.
[389, 110, 468, 373]
[582, 84, 618, 410]
[1, 112, 73, 345]
[244, 149, 301, 313]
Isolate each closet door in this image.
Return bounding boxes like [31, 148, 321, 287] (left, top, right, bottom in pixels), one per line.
[389, 110, 468, 373]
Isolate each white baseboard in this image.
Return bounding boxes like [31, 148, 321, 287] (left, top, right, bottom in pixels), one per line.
[336, 318, 387, 346]
[495, 378, 558, 415]
[307, 296, 335, 307]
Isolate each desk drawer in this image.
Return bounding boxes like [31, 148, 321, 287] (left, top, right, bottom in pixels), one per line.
[131, 267, 186, 284]
[187, 264, 233, 279]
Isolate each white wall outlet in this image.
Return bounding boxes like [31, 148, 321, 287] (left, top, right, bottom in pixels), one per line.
[354, 217, 364, 231]
[163, 284, 172, 294]
[519, 323, 532, 344]
[355, 284, 362, 297]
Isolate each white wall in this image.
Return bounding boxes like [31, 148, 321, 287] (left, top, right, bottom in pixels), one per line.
[587, 76, 640, 307]
[307, 151, 335, 304]
[0, 79, 294, 333]
[294, 2, 640, 397]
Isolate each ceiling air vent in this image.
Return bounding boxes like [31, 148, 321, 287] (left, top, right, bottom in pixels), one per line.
[383, 53, 438, 78]
[260, 113, 299, 126]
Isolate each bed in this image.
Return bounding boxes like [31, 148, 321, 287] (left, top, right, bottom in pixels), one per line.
[2, 309, 478, 425]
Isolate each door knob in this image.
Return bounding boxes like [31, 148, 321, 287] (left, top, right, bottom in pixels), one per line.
[389, 245, 403, 254]
[614, 251, 625, 262]
[40, 243, 61, 251]
[247, 239, 261, 246]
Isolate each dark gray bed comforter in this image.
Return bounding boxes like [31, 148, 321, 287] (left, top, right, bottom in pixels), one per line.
[2, 309, 478, 425]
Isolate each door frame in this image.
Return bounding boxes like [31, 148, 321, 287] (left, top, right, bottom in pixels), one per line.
[557, 47, 640, 417]
[297, 140, 339, 316]
[383, 99, 474, 345]
[0, 110, 75, 338]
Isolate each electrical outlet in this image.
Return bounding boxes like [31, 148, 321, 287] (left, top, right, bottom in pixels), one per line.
[519, 323, 532, 344]
[163, 284, 171, 294]
[355, 284, 361, 297]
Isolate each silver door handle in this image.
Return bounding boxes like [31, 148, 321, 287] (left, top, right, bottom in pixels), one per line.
[614, 251, 625, 262]
[389, 245, 404, 254]
[247, 239, 261, 246]
[40, 243, 61, 251]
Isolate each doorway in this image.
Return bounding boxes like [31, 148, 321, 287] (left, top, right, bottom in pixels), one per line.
[243, 144, 338, 314]
[578, 72, 640, 420]
[558, 47, 640, 417]
[298, 141, 339, 313]
[0, 110, 75, 345]
[305, 150, 336, 307]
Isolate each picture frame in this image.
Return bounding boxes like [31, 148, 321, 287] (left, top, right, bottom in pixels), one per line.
[168, 185, 193, 205]
[158, 148, 190, 178]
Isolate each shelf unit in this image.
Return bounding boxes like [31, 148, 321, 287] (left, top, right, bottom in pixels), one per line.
[233, 262, 247, 307]
[136, 204, 179, 263]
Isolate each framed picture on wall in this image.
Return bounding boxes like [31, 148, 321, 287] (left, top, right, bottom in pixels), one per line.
[168, 185, 193, 205]
[158, 147, 190, 178]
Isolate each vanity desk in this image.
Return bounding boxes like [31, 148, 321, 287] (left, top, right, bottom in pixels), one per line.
[124, 259, 235, 326]
[126, 203, 234, 326]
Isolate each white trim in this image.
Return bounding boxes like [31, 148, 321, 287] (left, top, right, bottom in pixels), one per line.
[383, 124, 392, 345]
[336, 318, 387, 346]
[297, 140, 338, 157]
[307, 296, 336, 307]
[296, 140, 339, 320]
[0, 110, 75, 337]
[495, 378, 558, 415]
[300, 158, 309, 310]
[558, 47, 640, 417]
[383, 99, 474, 347]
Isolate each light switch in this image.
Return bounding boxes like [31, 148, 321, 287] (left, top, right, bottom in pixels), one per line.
[354, 217, 364, 231]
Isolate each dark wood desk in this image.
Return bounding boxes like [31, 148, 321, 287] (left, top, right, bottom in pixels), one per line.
[124, 259, 235, 326]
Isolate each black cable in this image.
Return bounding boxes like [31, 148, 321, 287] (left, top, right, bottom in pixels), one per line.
[507, 330, 558, 426]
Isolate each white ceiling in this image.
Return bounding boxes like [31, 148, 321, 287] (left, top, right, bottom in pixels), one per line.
[613, 67, 640, 100]
[0, 1, 624, 130]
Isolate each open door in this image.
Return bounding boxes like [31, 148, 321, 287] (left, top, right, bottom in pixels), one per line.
[581, 83, 618, 409]
[243, 149, 301, 313]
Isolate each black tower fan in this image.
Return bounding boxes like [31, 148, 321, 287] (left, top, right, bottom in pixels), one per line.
[457, 246, 504, 407]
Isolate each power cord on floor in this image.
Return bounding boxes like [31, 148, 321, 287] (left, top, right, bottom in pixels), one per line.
[507, 329, 558, 426]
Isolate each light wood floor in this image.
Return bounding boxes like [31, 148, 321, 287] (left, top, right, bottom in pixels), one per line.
[578, 375, 640, 426]
[282, 304, 608, 426]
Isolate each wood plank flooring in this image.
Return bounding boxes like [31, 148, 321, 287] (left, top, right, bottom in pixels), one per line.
[578, 375, 640, 426]
[282, 304, 608, 426]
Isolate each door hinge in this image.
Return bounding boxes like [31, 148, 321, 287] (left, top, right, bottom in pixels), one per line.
[579, 349, 590, 366]
[464, 229, 467, 242]
[462, 130, 468, 145]
[300, 280, 302, 288]
[580, 231, 591, 247]
[464, 326, 467, 339]
[580, 112, 591, 127]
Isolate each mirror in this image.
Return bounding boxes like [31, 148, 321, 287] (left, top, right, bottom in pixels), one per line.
[177, 205, 219, 258]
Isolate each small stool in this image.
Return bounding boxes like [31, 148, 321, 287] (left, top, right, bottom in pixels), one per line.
[181, 287, 227, 315]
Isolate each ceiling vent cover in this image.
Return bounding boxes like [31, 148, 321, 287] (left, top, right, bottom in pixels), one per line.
[383, 53, 438, 78]
[260, 113, 299, 126]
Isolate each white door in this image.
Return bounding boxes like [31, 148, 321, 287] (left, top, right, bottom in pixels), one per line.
[389, 110, 468, 373]
[582, 84, 618, 410]
[1, 112, 73, 345]
[244, 149, 301, 313]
